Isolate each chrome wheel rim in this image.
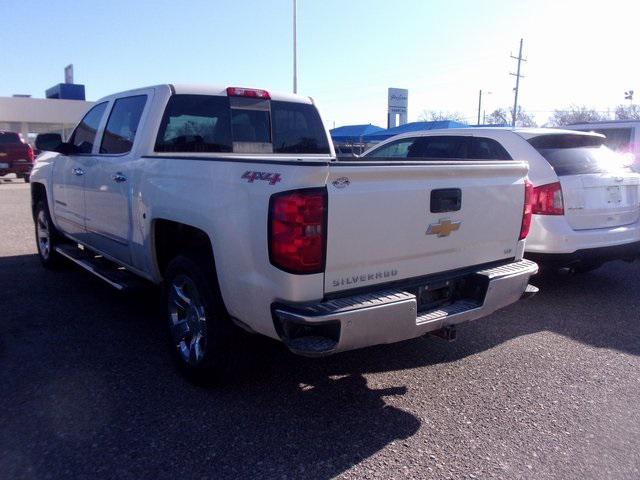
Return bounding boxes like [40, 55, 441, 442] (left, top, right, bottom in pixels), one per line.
[36, 210, 51, 260]
[168, 274, 208, 366]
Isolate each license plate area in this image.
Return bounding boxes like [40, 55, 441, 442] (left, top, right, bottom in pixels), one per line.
[607, 186, 622, 204]
[410, 273, 486, 313]
[0, 162, 9, 169]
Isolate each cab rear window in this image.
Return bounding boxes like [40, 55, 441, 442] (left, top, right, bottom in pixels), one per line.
[0, 132, 21, 144]
[155, 95, 233, 153]
[271, 101, 330, 154]
[155, 94, 330, 154]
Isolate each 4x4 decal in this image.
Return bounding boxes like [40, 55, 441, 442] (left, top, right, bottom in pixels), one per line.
[241, 171, 282, 185]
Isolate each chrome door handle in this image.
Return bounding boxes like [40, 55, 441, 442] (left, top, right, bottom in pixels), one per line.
[112, 172, 127, 183]
[72, 167, 85, 176]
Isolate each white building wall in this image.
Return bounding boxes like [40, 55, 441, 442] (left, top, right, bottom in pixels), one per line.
[0, 96, 94, 142]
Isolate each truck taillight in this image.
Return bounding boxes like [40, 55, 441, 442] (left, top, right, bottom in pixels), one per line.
[269, 188, 327, 274]
[519, 180, 534, 240]
[532, 182, 564, 216]
[27, 145, 34, 162]
[226, 86, 271, 100]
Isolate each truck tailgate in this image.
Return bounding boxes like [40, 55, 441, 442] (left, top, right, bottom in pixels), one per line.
[324, 161, 529, 293]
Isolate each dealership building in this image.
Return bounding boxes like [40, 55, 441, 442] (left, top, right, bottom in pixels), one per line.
[0, 71, 94, 145]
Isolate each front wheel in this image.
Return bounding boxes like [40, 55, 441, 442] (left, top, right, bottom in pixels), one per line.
[163, 255, 233, 383]
[34, 200, 65, 269]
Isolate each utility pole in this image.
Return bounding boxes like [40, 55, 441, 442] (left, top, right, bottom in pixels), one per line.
[293, 0, 298, 94]
[510, 38, 526, 127]
[477, 90, 482, 125]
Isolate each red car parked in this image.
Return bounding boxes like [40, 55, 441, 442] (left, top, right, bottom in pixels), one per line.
[0, 131, 35, 182]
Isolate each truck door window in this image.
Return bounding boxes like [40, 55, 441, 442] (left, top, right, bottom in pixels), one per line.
[100, 95, 147, 154]
[155, 95, 232, 153]
[69, 102, 108, 154]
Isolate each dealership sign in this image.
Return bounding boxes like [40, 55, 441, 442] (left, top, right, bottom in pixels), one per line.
[388, 88, 408, 114]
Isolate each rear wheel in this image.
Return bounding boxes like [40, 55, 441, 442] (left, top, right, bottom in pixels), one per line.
[163, 254, 233, 383]
[21, 174, 30, 183]
[34, 200, 65, 269]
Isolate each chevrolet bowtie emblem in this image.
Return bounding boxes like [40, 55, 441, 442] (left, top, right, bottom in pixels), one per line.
[426, 218, 461, 237]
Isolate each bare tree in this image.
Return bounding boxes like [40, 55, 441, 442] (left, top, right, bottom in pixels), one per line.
[484, 107, 536, 127]
[419, 110, 467, 123]
[548, 105, 608, 127]
[514, 106, 537, 127]
[615, 104, 640, 120]
[485, 108, 510, 125]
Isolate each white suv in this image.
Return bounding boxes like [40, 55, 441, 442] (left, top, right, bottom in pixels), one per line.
[360, 128, 640, 272]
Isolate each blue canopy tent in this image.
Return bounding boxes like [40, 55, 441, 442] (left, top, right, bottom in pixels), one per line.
[362, 121, 468, 142]
[330, 124, 385, 143]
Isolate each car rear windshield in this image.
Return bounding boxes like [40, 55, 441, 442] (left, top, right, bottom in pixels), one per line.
[0, 132, 21, 144]
[528, 134, 632, 176]
[155, 94, 330, 154]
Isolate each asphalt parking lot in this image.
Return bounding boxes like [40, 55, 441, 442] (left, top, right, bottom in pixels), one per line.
[1, 182, 639, 480]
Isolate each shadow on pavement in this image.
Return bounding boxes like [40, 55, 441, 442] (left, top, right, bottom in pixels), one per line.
[1, 253, 639, 478]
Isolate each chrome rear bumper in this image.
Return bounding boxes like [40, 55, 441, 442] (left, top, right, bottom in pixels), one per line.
[272, 259, 538, 356]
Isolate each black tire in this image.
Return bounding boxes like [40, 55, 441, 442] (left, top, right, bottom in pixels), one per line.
[573, 262, 602, 274]
[21, 174, 31, 183]
[34, 200, 65, 269]
[163, 254, 234, 383]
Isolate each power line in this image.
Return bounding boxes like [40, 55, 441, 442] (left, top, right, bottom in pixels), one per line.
[509, 38, 526, 127]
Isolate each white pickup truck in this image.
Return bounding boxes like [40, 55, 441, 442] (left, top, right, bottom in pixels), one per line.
[31, 84, 538, 379]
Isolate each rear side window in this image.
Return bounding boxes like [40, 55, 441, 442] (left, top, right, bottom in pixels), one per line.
[271, 101, 330, 154]
[366, 139, 414, 158]
[70, 102, 108, 154]
[408, 136, 464, 158]
[155, 95, 232, 153]
[529, 134, 631, 175]
[100, 95, 147, 154]
[0, 132, 21, 144]
[468, 137, 512, 160]
[365, 136, 511, 160]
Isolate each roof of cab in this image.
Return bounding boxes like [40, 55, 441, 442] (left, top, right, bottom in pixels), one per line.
[96, 84, 313, 104]
[170, 84, 313, 104]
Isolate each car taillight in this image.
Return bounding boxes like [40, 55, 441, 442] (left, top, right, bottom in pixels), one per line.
[532, 182, 564, 216]
[27, 145, 34, 162]
[226, 86, 271, 100]
[269, 188, 327, 274]
[519, 180, 534, 240]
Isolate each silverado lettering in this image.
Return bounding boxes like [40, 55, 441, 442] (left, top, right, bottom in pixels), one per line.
[332, 270, 399, 287]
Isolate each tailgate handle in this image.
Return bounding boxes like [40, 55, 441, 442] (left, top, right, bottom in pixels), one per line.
[430, 188, 461, 213]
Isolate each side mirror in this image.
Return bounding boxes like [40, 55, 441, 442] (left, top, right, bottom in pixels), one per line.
[35, 133, 62, 152]
[35, 133, 75, 155]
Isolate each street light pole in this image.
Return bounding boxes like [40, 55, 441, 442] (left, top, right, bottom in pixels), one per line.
[477, 89, 482, 125]
[293, 0, 297, 94]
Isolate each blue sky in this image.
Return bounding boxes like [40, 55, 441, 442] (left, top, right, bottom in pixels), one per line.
[2, 0, 639, 126]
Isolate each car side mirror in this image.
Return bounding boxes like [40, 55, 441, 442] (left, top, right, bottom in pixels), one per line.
[35, 133, 76, 155]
